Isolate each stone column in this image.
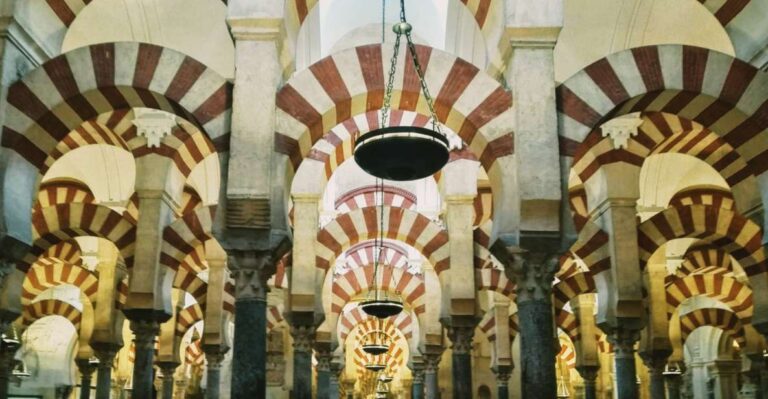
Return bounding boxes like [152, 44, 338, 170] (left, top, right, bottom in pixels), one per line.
[664, 368, 682, 399]
[507, 251, 558, 399]
[76, 359, 97, 399]
[157, 362, 179, 399]
[315, 349, 333, 399]
[92, 344, 120, 399]
[411, 362, 425, 399]
[707, 359, 741, 399]
[422, 348, 443, 399]
[446, 323, 476, 399]
[577, 366, 599, 399]
[494, 366, 512, 399]
[0, 329, 19, 399]
[328, 360, 343, 399]
[228, 250, 274, 399]
[203, 347, 227, 399]
[742, 354, 766, 399]
[608, 328, 641, 399]
[641, 350, 671, 399]
[290, 324, 316, 399]
[128, 319, 160, 398]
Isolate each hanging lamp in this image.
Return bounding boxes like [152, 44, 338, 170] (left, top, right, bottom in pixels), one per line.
[360, 179, 404, 319]
[362, 320, 390, 355]
[365, 363, 387, 372]
[354, 0, 449, 181]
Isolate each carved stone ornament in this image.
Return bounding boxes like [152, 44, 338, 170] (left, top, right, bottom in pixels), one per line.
[607, 327, 641, 359]
[422, 352, 443, 373]
[228, 250, 274, 300]
[600, 112, 643, 150]
[133, 108, 178, 148]
[130, 320, 160, 351]
[290, 325, 316, 353]
[509, 251, 559, 303]
[447, 325, 476, 355]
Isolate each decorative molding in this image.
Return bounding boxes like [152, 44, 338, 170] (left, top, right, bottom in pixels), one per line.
[133, 109, 178, 148]
[600, 112, 643, 150]
[226, 197, 271, 229]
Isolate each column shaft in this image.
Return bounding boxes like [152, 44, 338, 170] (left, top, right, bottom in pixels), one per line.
[206, 367, 221, 399]
[577, 366, 599, 399]
[315, 353, 332, 399]
[518, 300, 557, 398]
[614, 349, 639, 399]
[498, 384, 509, 399]
[231, 297, 267, 397]
[129, 320, 159, 399]
[79, 374, 93, 399]
[665, 375, 681, 399]
[424, 371, 439, 399]
[93, 346, 119, 399]
[158, 363, 178, 399]
[293, 350, 312, 399]
[649, 368, 666, 399]
[412, 381, 424, 399]
[451, 351, 471, 398]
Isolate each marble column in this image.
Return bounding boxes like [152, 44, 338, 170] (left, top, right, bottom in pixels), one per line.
[446, 323, 476, 399]
[204, 347, 227, 399]
[0, 333, 19, 399]
[507, 251, 558, 399]
[577, 366, 599, 399]
[411, 362, 425, 399]
[290, 324, 315, 399]
[157, 362, 179, 399]
[422, 350, 443, 399]
[328, 361, 342, 399]
[92, 344, 120, 399]
[315, 349, 333, 399]
[708, 359, 741, 399]
[609, 328, 641, 399]
[641, 350, 671, 399]
[228, 250, 274, 399]
[129, 319, 160, 398]
[494, 367, 511, 399]
[76, 359, 97, 399]
[664, 369, 682, 399]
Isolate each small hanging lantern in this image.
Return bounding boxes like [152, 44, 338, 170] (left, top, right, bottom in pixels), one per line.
[360, 179, 404, 319]
[365, 363, 387, 372]
[353, 0, 449, 181]
[11, 359, 30, 379]
[362, 322, 390, 356]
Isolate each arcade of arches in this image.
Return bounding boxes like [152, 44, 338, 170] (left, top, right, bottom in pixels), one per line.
[0, 0, 766, 398]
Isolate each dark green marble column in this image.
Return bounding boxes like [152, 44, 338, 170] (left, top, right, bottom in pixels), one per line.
[494, 368, 511, 399]
[92, 344, 120, 399]
[315, 350, 332, 399]
[328, 361, 342, 399]
[411, 363, 425, 399]
[664, 370, 682, 399]
[76, 359, 97, 399]
[228, 250, 273, 399]
[204, 346, 227, 399]
[577, 366, 599, 399]
[128, 319, 160, 399]
[422, 350, 442, 399]
[291, 325, 315, 399]
[641, 351, 670, 399]
[610, 329, 641, 399]
[157, 362, 178, 399]
[446, 323, 476, 399]
[507, 251, 558, 399]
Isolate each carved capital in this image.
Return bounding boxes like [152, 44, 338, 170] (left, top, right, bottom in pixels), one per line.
[203, 346, 229, 370]
[410, 362, 425, 383]
[129, 320, 160, 351]
[446, 325, 476, 355]
[290, 324, 316, 353]
[606, 327, 641, 359]
[640, 349, 671, 374]
[493, 366, 512, 386]
[133, 108, 178, 148]
[315, 350, 333, 372]
[157, 361, 180, 379]
[576, 365, 599, 384]
[600, 112, 643, 150]
[506, 251, 559, 303]
[75, 358, 98, 376]
[228, 250, 274, 300]
[422, 350, 443, 374]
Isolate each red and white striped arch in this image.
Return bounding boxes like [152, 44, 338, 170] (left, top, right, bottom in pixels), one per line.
[566, 221, 611, 275]
[331, 264, 425, 315]
[695, 1, 768, 60]
[558, 45, 768, 209]
[338, 307, 415, 345]
[24, 203, 136, 271]
[20, 299, 82, 332]
[341, 241, 410, 273]
[637, 204, 766, 277]
[477, 311, 519, 343]
[666, 273, 753, 321]
[3, 43, 231, 170]
[160, 206, 217, 272]
[335, 185, 417, 213]
[677, 245, 735, 278]
[176, 303, 204, 337]
[316, 206, 450, 273]
[39, 241, 83, 266]
[475, 267, 515, 299]
[678, 307, 747, 348]
[667, 186, 735, 210]
[276, 44, 513, 210]
[22, 260, 98, 306]
[35, 180, 95, 210]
